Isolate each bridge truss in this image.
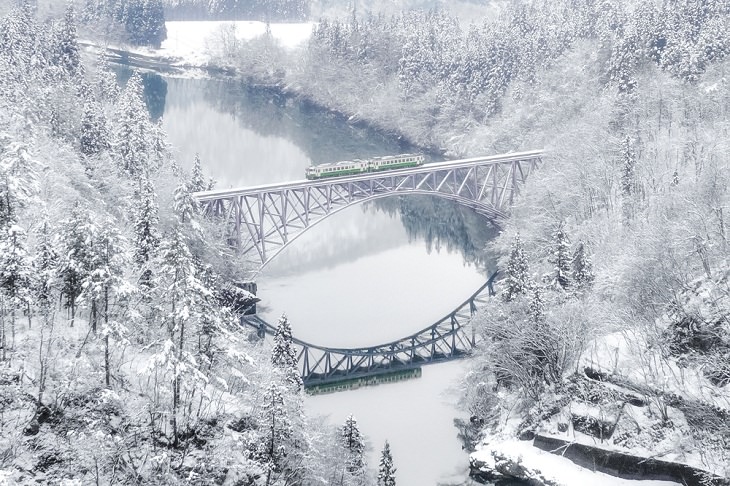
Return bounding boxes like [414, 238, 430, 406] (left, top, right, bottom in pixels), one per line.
[243, 277, 495, 386]
[195, 150, 542, 266]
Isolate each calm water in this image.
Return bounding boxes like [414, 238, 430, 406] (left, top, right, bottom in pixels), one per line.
[137, 72, 501, 485]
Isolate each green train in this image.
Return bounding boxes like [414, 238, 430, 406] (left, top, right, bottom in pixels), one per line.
[305, 153, 425, 180]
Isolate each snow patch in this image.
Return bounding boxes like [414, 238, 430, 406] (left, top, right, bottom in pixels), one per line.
[471, 439, 683, 486]
[161, 21, 314, 65]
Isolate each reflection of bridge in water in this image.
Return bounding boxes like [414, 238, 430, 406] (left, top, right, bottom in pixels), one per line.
[243, 273, 497, 386]
[195, 150, 543, 267]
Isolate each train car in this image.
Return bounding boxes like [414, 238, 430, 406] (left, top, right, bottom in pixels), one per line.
[305, 154, 424, 180]
[368, 153, 424, 172]
[304, 159, 369, 180]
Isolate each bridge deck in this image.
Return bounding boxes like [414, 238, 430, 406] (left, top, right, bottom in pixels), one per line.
[193, 149, 543, 201]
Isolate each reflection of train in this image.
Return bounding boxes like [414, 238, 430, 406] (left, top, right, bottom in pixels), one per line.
[305, 153, 425, 180]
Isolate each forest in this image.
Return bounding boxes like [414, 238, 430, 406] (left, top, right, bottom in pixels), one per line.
[0, 3, 395, 485]
[2, 0, 730, 483]
[216, 0, 730, 481]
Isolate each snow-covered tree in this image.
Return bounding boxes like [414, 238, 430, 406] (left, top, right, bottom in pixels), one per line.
[133, 176, 160, 289]
[152, 227, 212, 447]
[377, 440, 396, 486]
[340, 414, 366, 477]
[33, 218, 58, 317]
[503, 233, 531, 302]
[548, 222, 571, 289]
[271, 313, 303, 392]
[571, 241, 595, 291]
[190, 153, 207, 193]
[52, 3, 81, 76]
[255, 382, 294, 485]
[0, 224, 33, 358]
[79, 219, 132, 386]
[0, 139, 39, 227]
[113, 73, 153, 179]
[173, 180, 198, 224]
[80, 100, 109, 157]
[529, 285, 545, 324]
[620, 135, 637, 222]
[58, 204, 95, 328]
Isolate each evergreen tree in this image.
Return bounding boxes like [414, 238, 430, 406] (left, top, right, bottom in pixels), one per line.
[571, 241, 595, 291]
[58, 204, 95, 328]
[54, 3, 81, 76]
[173, 180, 198, 224]
[0, 139, 39, 227]
[271, 313, 303, 392]
[34, 218, 58, 317]
[133, 176, 160, 270]
[529, 285, 545, 323]
[255, 382, 293, 486]
[113, 73, 152, 179]
[0, 224, 33, 358]
[341, 414, 366, 477]
[154, 227, 212, 447]
[503, 233, 530, 302]
[80, 219, 131, 386]
[80, 101, 109, 157]
[620, 135, 637, 223]
[190, 153, 206, 193]
[620, 135, 636, 198]
[377, 441, 396, 486]
[548, 222, 571, 289]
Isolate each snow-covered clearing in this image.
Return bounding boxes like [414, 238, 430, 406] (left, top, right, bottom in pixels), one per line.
[161, 20, 313, 65]
[471, 439, 683, 486]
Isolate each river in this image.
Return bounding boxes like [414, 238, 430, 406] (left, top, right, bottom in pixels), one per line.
[130, 71, 506, 485]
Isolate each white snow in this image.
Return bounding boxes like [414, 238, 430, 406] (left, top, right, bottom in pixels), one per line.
[160, 20, 314, 65]
[471, 439, 683, 486]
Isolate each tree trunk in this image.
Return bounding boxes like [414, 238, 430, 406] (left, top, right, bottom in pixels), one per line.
[1, 301, 5, 361]
[104, 287, 110, 388]
[70, 299, 75, 328]
[26, 302, 31, 329]
[91, 300, 97, 333]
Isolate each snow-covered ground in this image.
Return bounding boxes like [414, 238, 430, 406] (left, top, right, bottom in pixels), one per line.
[161, 20, 313, 65]
[471, 439, 683, 486]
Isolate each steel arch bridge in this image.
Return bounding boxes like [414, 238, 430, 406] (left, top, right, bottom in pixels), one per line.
[242, 275, 496, 386]
[195, 150, 542, 266]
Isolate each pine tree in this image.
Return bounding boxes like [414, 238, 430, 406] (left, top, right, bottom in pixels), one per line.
[190, 153, 206, 193]
[620, 135, 636, 223]
[113, 72, 152, 179]
[54, 3, 81, 76]
[58, 204, 95, 328]
[548, 222, 571, 289]
[341, 414, 366, 477]
[153, 227, 211, 447]
[80, 219, 131, 386]
[173, 180, 198, 224]
[572, 241, 595, 291]
[80, 101, 109, 157]
[0, 139, 39, 227]
[620, 135, 636, 198]
[34, 218, 58, 317]
[377, 441, 396, 486]
[256, 382, 293, 485]
[529, 285, 545, 323]
[133, 176, 160, 273]
[503, 233, 531, 302]
[271, 313, 303, 392]
[0, 224, 33, 358]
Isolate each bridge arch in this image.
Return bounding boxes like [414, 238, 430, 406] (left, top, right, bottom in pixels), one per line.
[195, 150, 542, 268]
[242, 274, 496, 385]
[253, 190, 503, 273]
